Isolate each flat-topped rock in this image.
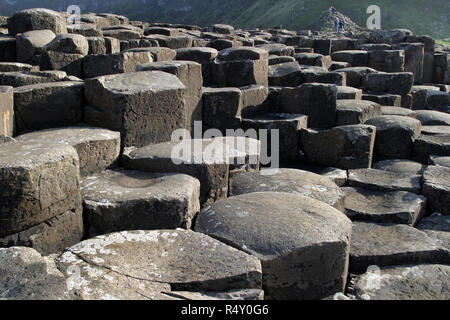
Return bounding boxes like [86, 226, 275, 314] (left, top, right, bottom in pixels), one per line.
[417, 215, 450, 249]
[16, 126, 120, 176]
[422, 166, 450, 215]
[13, 81, 84, 133]
[363, 72, 414, 96]
[195, 192, 352, 300]
[44, 34, 89, 55]
[331, 50, 368, 67]
[362, 92, 401, 107]
[81, 170, 200, 236]
[334, 67, 377, 87]
[242, 113, 307, 162]
[123, 137, 260, 205]
[352, 264, 450, 300]
[229, 168, 345, 211]
[381, 106, 417, 118]
[85, 71, 186, 149]
[366, 116, 422, 159]
[413, 134, 450, 163]
[0, 86, 13, 137]
[372, 159, 426, 175]
[56, 230, 262, 299]
[342, 187, 426, 225]
[350, 222, 448, 272]
[421, 126, 450, 136]
[336, 86, 362, 100]
[0, 247, 70, 300]
[0, 62, 38, 72]
[415, 110, 450, 126]
[336, 100, 381, 126]
[348, 169, 422, 193]
[300, 125, 376, 170]
[0, 141, 81, 237]
[218, 47, 269, 61]
[429, 156, 450, 168]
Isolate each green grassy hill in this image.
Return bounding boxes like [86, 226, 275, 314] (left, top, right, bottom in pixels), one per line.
[1, 0, 449, 39]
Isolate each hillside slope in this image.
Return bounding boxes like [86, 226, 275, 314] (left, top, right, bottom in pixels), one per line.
[1, 0, 449, 38]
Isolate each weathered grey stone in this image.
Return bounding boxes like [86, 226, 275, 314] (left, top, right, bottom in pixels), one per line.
[420, 126, 450, 136]
[0, 134, 14, 143]
[68, 24, 103, 37]
[301, 69, 346, 85]
[83, 51, 153, 78]
[8, 8, 67, 35]
[314, 39, 332, 56]
[0, 209, 83, 255]
[331, 50, 368, 67]
[415, 110, 450, 126]
[0, 62, 38, 72]
[202, 87, 242, 132]
[242, 113, 307, 162]
[413, 134, 450, 163]
[334, 67, 377, 87]
[81, 170, 200, 236]
[433, 52, 449, 84]
[366, 116, 422, 159]
[350, 222, 448, 272]
[195, 192, 352, 300]
[295, 53, 331, 69]
[417, 215, 450, 249]
[429, 155, 450, 167]
[0, 141, 81, 237]
[369, 29, 413, 45]
[128, 47, 177, 62]
[368, 50, 405, 72]
[44, 34, 89, 55]
[84, 71, 185, 149]
[0, 36, 16, 62]
[212, 58, 268, 87]
[0, 247, 70, 300]
[352, 264, 450, 300]
[337, 86, 362, 100]
[381, 106, 416, 118]
[358, 43, 392, 51]
[363, 72, 414, 96]
[362, 92, 402, 107]
[276, 83, 337, 128]
[15, 29, 55, 63]
[145, 26, 180, 37]
[0, 70, 67, 87]
[56, 230, 262, 299]
[348, 169, 422, 193]
[329, 61, 351, 71]
[102, 28, 141, 41]
[175, 47, 218, 83]
[87, 37, 106, 55]
[319, 167, 347, 186]
[269, 55, 295, 66]
[422, 166, 450, 215]
[212, 24, 234, 35]
[136, 61, 202, 135]
[336, 100, 381, 126]
[372, 159, 426, 175]
[268, 61, 304, 87]
[240, 85, 269, 118]
[300, 125, 376, 170]
[104, 36, 120, 54]
[41, 50, 84, 77]
[229, 168, 345, 211]
[0, 86, 13, 137]
[427, 91, 450, 110]
[145, 34, 193, 49]
[165, 289, 264, 300]
[342, 187, 426, 225]
[394, 43, 424, 84]
[16, 126, 120, 176]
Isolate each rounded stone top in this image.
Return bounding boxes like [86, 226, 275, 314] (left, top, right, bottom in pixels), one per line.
[16, 126, 120, 146]
[218, 47, 269, 61]
[99, 71, 185, 93]
[195, 192, 352, 260]
[0, 141, 78, 169]
[229, 168, 344, 210]
[366, 115, 421, 131]
[81, 169, 200, 202]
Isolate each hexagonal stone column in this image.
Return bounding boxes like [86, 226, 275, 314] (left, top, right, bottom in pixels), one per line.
[13, 81, 84, 134]
[16, 126, 121, 176]
[348, 169, 422, 193]
[229, 168, 345, 212]
[366, 116, 422, 160]
[350, 222, 449, 272]
[212, 47, 269, 87]
[195, 192, 352, 300]
[0, 141, 82, 239]
[56, 230, 262, 299]
[8, 8, 67, 35]
[351, 264, 450, 300]
[81, 169, 200, 236]
[413, 134, 450, 163]
[84, 71, 186, 149]
[342, 187, 426, 225]
[422, 166, 450, 215]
